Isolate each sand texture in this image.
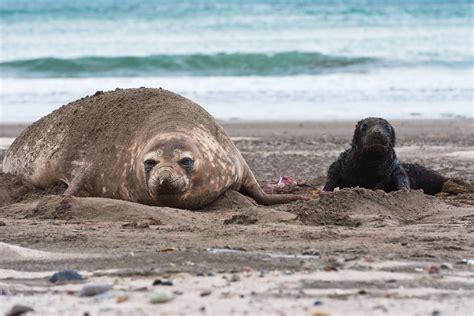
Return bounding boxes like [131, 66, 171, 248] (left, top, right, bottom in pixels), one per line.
[0, 119, 473, 315]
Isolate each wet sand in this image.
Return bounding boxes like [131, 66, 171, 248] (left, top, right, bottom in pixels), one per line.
[0, 119, 473, 315]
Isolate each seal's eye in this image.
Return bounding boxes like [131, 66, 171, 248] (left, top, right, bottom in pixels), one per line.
[144, 159, 158, 172]
[179, 157, 194, 170]
[384, 124, 391, 132]
[360, 123, 368, 131]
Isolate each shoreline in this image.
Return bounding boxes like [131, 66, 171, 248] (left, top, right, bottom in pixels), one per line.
[1, 117, 472, 136]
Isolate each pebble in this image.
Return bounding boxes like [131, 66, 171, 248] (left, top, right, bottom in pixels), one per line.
[428, 266, 440, 274]
[50, 270, 83, 283]
[358, 290, 367, 295]
[207, 272, 215, 277]
[440, 263, 453, 270]
[200, 290, 212, 297]
[116, 295, 128, 303]
[302, 248, 320, 256]
[79, 284, 113, 297]
[6, 304, 34, 316]
[313, 300, 323, 306]
[432, 310, 440, 316]
[230, 274, 240, 282]
[196, 272, 205, 277]
[160, 280, 173, 286]
[0, 220, 6, 226]
[150, 291, 174, 304]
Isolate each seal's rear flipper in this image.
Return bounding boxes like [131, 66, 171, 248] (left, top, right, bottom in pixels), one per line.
[240, 167, 309, 205]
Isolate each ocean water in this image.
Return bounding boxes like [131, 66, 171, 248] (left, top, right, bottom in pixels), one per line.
[0, 0, 472, 122]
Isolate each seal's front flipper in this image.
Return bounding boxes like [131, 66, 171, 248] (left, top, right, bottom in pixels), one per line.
[392, 160, 410, 190]
[240, 166, 308, 205]
[63, 167, 89, 196]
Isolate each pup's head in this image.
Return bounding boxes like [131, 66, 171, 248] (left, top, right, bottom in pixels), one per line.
[351, 117, 396, 158]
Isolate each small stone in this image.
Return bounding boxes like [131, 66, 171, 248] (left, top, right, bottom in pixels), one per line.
[161, 280, 173, 286]
[136, 222, 149, 229]
[432, 310, 440, 316]
[440, 263, 453, 270]
[358, 290, 367, 295]
[302, 249, 320, 256]
[200, 290, 212, 297]
[428, 265, 440, 274]
[79, 284, 112, 297]
[152, 279, 162, 286]
[6, 304, 34, 316]
[196, 272, 205, 277]
[0, 221, 6, 226]
[116, 295, 128, 303]
[309, 312, 330, 316]
[160, 247, 177, 252]
[230, 274, 240, 282]
[50, 270, 83, 283]
[313, 300, 323, 306]
[150, 291, 174, 304]
[207, 272, 215, 277]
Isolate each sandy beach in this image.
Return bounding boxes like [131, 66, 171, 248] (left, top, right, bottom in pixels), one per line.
[0, 119, 473, 315]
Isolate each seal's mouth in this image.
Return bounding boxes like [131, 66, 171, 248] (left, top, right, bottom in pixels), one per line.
[362, 135, 390, 156]
[147, 172, 188, 198]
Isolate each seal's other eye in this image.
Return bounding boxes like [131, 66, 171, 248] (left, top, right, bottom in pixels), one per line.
[144, 159, 158, 172]
[179, 158, 194, 169]
[360, 123, 368, 131]
[384, 124, 392, 132]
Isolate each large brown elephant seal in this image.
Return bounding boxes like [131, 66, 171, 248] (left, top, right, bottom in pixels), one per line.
[3, 88, 307, 209]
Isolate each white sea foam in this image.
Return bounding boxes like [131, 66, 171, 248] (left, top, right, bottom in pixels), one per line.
[1, 68, 472, 122]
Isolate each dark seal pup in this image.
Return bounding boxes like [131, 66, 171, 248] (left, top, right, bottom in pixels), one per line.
[323, 117, 447, 195]
[3, 88, 308, 209]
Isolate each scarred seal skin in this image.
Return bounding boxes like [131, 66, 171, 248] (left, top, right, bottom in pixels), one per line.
[3, 88, 307, 209]
[323, 117, 447, 195]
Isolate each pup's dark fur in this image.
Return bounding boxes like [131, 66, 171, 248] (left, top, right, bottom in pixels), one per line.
[323, 117, 447, 195]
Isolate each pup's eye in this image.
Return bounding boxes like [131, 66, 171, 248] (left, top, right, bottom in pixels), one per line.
[384, 124, 391, 131]
[179, 158, 194, 169]
[144, 159, 158, 171]
[360, 123, 368, 131]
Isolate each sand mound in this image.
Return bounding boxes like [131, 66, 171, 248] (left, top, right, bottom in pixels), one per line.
[0, 173, 39, 207]
[0, 192, 296, 227]
[286, 188, 450, 227]
[0, 173, 66, 207]
[0, 242, 84, 262]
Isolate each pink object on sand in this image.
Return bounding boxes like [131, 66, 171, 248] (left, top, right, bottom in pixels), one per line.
[276, 176, 297, 188]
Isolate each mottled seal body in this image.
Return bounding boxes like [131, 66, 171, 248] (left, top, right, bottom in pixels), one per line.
[323, 117, 447, 195]
[3, 88, 306, 209]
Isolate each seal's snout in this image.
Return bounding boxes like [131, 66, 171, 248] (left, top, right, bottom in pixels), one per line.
[148, 167, 188, 196]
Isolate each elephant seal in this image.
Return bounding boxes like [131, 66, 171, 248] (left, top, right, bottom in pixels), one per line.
[3, 88, 307, 209]
[323, 117, 447, 195]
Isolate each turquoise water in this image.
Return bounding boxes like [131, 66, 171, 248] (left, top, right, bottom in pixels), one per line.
[0, 0, 472, 121]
